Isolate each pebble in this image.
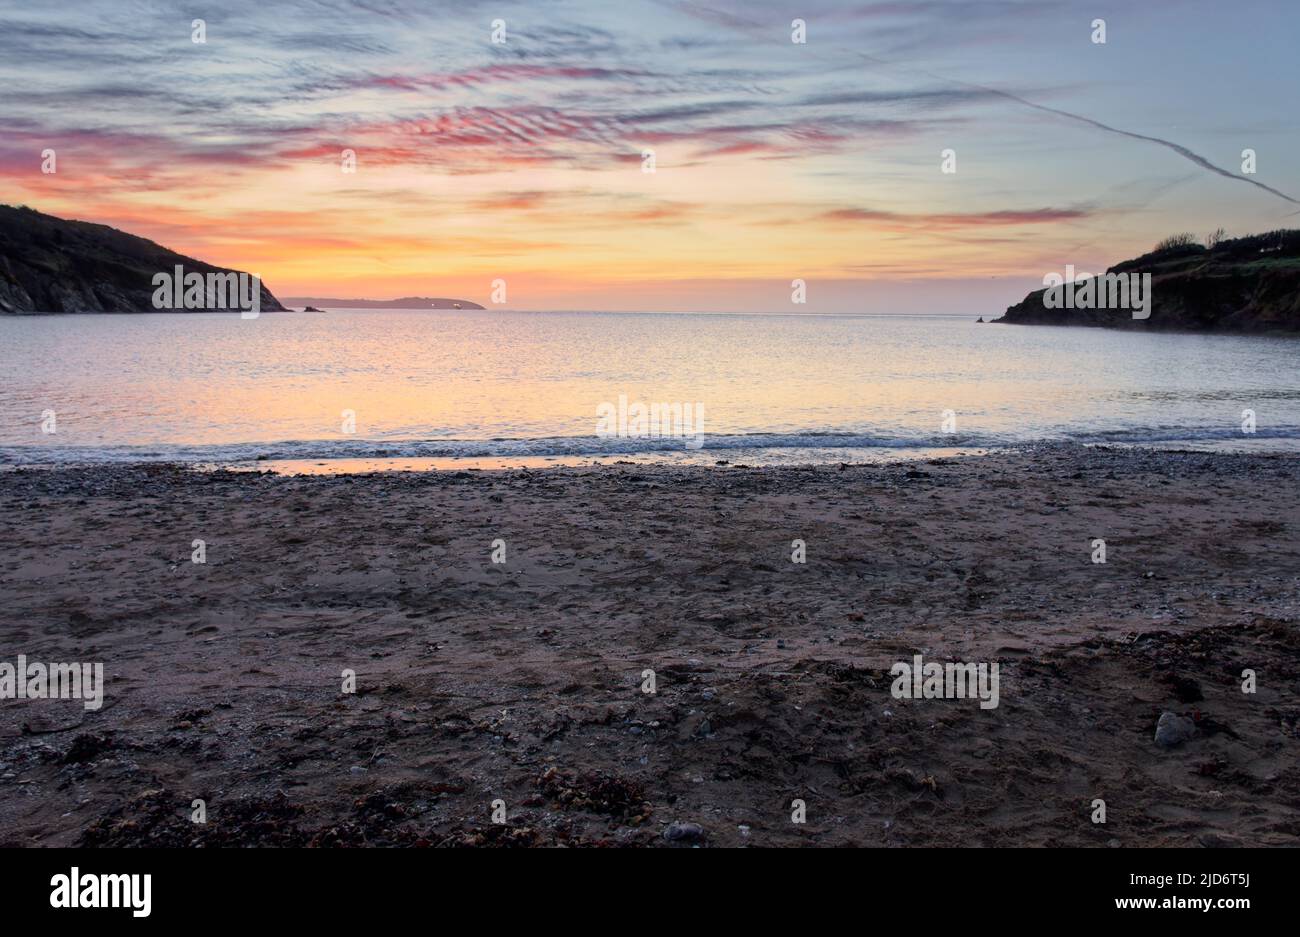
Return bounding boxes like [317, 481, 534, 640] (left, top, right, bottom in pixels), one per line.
[1154, 711, 1197, 748]
[663, 821, 706, 844]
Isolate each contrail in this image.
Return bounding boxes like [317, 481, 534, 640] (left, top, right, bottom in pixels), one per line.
[855, 53, 1299, 206]
[992, 90, 1298, 205]
[663, 4, 1300, 208]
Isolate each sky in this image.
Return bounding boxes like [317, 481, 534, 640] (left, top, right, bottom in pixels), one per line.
[2, 0, 1297, 312]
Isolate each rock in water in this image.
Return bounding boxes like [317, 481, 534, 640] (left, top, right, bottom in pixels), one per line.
[1154, 711, 1197, 748]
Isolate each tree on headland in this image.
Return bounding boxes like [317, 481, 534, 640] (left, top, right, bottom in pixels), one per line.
[1153, 232, 1198, 252]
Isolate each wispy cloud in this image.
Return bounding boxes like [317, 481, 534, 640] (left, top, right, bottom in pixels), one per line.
[822, 206, 1093, 229]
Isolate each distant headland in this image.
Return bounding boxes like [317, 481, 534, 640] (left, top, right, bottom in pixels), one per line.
[996, 229, 1300, 333]
[281, 297, 486, 310]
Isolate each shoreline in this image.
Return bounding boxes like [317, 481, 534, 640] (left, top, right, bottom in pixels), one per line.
[1, 443, 1297, 846]
[4, 437, 1300, 475]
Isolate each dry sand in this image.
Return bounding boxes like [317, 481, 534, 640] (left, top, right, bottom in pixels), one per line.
[0, 443, 1297, 847]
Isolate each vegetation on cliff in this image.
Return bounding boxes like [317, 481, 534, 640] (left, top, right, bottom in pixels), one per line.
[996, 229, 1300, 332]
[0, 205, 286, 313]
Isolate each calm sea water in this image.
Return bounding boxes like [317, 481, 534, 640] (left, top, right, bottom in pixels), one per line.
[1, 309, 1297, 467]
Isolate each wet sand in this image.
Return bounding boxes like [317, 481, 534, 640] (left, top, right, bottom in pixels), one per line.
[0, 444, 1297, 847]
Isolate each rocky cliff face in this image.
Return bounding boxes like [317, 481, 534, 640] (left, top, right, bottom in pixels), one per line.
[0, 205, 286, 313]
[995, 230, 1300, 333]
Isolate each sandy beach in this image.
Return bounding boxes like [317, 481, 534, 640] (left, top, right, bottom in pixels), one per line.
[0, 444, 1296, 847]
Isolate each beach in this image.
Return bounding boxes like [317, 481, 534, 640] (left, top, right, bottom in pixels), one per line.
[0, 443, 1297, 847]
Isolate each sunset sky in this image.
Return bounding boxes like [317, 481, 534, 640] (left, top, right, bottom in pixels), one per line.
[3, 0, 1297, 312]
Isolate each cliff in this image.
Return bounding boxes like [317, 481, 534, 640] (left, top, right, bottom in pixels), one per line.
[0, 205, 286, 313]
[995, 230, 1300, 332]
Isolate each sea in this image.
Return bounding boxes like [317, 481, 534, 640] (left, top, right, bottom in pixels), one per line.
[2, 309, 1297, 471]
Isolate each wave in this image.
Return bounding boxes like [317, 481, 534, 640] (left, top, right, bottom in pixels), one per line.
[1064, 425, 1300, 444]
[3, 424, 1300, 465]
